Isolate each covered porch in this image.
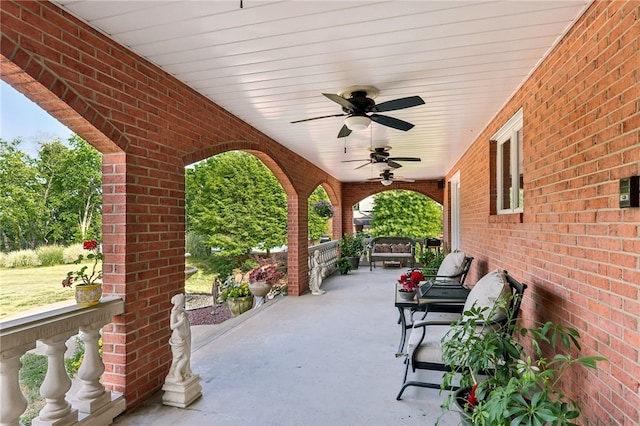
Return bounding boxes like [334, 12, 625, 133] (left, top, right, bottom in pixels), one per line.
[1, 1, 638, 424]
[113, 267, 457, 425]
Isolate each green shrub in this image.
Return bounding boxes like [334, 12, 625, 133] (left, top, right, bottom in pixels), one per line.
[241, 258, 259, 272]
[62, 244, 84, 264]
[2, 250, 41, 268]
[0, 252, 6, 267]
[186, 232, 209, 257]
[36, 245, 65, 266]
[19, 353, 47, 426]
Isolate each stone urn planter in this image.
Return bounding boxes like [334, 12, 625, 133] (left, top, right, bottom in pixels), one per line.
[226, 296, 253, 316]
[248, 280, 272, 297]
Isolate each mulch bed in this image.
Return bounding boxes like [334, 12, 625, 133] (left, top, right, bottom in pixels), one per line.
[187, 303, 233, 326]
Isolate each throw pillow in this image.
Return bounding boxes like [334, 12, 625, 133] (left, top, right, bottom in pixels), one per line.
[462, 269, 510, 322]
[436, 252, 466, 281]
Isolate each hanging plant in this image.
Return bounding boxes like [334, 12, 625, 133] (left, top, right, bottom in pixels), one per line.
[312, 200, 334, 218]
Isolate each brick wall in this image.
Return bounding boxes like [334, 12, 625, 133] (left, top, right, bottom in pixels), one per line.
[445, 1, 639, 424]
[1, 0, 341, 407]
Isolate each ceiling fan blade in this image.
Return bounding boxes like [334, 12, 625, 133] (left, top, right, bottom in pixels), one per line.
[365, 177, 381, 181]
[372, 96, 425, 112]
[388, 157, 421, 162]
[386, 160, 403, 169]
[323, 93, 356, 112]
[354, 161, 372, 170]
[341, 159, 369, 163]
[290, 113, 346, 123]
[370, 114, 415, 131]
[337, 124, 352, 138]
[395, 177, 415, 182]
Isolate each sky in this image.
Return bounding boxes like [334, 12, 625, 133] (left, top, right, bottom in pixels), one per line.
[0, 80, 74, 157]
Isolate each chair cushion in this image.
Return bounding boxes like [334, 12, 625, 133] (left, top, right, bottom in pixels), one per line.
[408, 324, 451, 363]
[462, 269, 510, 321]
[407, 312, 461, 363]
[436, 252, 466, 282]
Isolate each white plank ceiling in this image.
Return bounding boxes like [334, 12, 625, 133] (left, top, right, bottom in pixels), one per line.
[53, 0, 591, 182]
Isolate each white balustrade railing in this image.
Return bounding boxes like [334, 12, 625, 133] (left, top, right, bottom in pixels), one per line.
[0, 297, 125, 426]
[308, 241, 339, 294]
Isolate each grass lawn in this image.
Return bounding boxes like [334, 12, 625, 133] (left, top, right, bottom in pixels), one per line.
[0, 260, 216, 320]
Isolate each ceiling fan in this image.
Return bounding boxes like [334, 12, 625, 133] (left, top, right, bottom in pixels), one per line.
[291, 85, 425, 138]
[342, 146, 421, 170]
[367, 169, 415, 186]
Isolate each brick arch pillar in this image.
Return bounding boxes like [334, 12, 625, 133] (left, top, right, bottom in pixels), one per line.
[286, 191, 309, 295]
[100, 151, 187, 406]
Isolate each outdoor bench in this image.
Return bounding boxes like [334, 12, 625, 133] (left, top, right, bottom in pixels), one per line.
[368, 237, 416, 271]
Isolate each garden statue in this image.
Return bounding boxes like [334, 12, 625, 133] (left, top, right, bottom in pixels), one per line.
[163, 294, 202, 408]
[309, 250, 328, 295]
[167, 294, 192, 382]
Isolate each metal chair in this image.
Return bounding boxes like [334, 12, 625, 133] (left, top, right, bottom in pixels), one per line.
[396, 270, 527, 400]
[422, 253, 474, 287]
[408, 255, 474, 321]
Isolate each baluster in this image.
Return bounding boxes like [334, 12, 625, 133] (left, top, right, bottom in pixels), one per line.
[0, 354, 29, 426]
[72, 323, 111, 413]
[32, 334, 77, 426]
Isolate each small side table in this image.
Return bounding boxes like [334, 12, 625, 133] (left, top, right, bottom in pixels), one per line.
[394, 283, 468, 356]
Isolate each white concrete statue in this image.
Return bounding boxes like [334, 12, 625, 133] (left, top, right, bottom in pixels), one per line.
[163, 294, 202, 408]
[309, 250, 327, 295]
[168, 293, 192, 382]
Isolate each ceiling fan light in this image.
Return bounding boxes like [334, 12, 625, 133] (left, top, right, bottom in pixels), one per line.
[372, 162, 388, 170]
[381, 179, 393, 186]
[345, 115, 370, 130]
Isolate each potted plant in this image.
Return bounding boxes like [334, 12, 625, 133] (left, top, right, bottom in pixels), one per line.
[312, 200, 334, 218]
[336, 257, 352, 275]
[218, 276, 253, 316]
[439, 301, 607, 426]
[419, 249, 447, 272]
[339, 232, 365, 270]
[397, 269, 424, 301]
[61, 240, 104, 306]
[248, 264, 281, 296]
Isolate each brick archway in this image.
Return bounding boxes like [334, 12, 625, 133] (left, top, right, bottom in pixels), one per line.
[0, 1, 342, 408]
[341, 180, 444, 238]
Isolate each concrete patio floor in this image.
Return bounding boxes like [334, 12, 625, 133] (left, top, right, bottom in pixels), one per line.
[113, 266, 460, 426]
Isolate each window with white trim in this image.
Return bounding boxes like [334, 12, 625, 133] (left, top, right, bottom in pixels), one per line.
[492, 109, 523, 214]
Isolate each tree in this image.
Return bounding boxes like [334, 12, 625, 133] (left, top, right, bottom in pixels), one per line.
[0, 136, 102, 251]
[0, 139, 41, 250]
[186, 151, 288, 257]
[37, 136, 102, 243]
[370, 190, 442, 238]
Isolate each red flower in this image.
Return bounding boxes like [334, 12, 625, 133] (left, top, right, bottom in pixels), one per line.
[410, 270, 424, 284]
[467, 383, 478, 406]
[61, 276, 74, 287]
[83, 240, 98, 250]
[398, 270, 423, 292]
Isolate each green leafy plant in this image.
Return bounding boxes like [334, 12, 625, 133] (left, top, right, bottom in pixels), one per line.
[312, 200, 334, 218]
[64, 336, 103, 378]
[339, 232, 365, 258]
[419, 249, 448, 272]
[61, 240, 103, 287]
[336, 257, 352, 274]
[218, 275, 251, 302]
[439, 301, 607, 426]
